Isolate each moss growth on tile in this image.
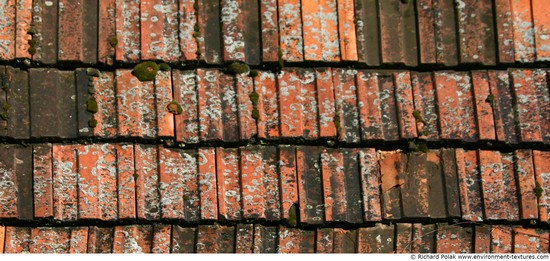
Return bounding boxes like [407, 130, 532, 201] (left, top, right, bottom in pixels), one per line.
[485, 94, 494, 103]
[408, 140, 429, 153]
[412, 110, 425, 124]
[535, 181, 543, 199]
[109, 36, 118, 48]
[193, 31, 201, 38]
[27, 38, 38, 55]
[333, 115, 341, 129]
[159, 63, 171, 72]
[87, 97, 98, 113]
[0, 103, 9, 121]
[88, 117, 98, 128]
[167, 100, 183, 115]
[132, 61, 160, 82]
[287, 203, 298, 227]
[420, 130, 430, 137]
[278, 48, 284, 68]
[248, 70, 259, 78]
[251, 108, 260, 120]
[226, 62, 250, 75]
[133, 173, 139, 180]
[249, 91, 259, 106]
[86, 68, 101, 77]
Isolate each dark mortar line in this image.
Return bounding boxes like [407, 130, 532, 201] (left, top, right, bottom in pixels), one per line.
[0, 217, 548, 231]
[0, 59, 549, 73]
[0, 136, 549, 152]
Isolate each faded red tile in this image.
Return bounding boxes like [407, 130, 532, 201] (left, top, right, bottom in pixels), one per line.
[197, 0, 222, 63]
[216, 148, 242, 220]
[240, 147, 266, 219]
[278, 227, 302, 253]
[534, 151, 550, 223]
[337, 0, 357, 61]
[256, 71, 279, 139]
[4, 227, 31, 253]
[236, 74, 257, 140]
[158, 147, 198, 220]
[0, 0, 15, 60]
[300, 69, 319, 139]
[491, 225, 513, 253]
[357, 224, 395, 253]
[513, 228, 550, 253]
[0, 226, 4, 253]
[116, 144, 136, 219]
[533, 69, 550, 144]
[333, 68, 360, 143]
[456, 149, 483, 221]
[115, 0, 141, 62]
[113, 225, 153, 253]
[511, 69, 543, 143]
[52, 145, 78, 221]
[488, 71, 518, 143]
[435, 224, 472, 253]
[394, 71, 417, 139]
[98, 0, 116, 65]
[377, 73, 400, 140]
[141, 0, 179, 61]
[219, 74, 239, 142]
[236, 224, 254, 253]
[33, 144, 53, 218]
[173, 70, 199, 143]
[178, 0, 198, 61]
[68, 227, 88, 253]
[77, 144, 118, 220]
[197, 69, 223, 141]
[533, 0, 550, 61]
[92, 72, 117, 138]
[196, 225, 220, 253]
[411, 224, 436, 253]
[302, 0, 339, 61]
[433, 0, 458, 66]
[379, 0, 418, 66]
[15, 0, 32, 59]
[416, 0, 436, 64]
[263, 147, 281, 220]
[479, 150, 509, 220]
[378, 150, 404, 220]
[278, 69, 303, 138]
[116, 69, 157, 138]
[354, 0, 381, 65]
[321, 149, 346, 222]
[152, 225, 171, 253]
[278, 0, 303, 61]
[260, 0, 278, 62]
[498, 152, 521, 220]
[510, 0, 536, 62]
[495, 0, 515, 63]
[516, 149, 539, 220]
[435, 72, 478, 141]
[279, 146, 298, 221]
[253, 225, 278, 253]
[57, 0, 84, 61]
[155, 70, 174, 138]
[316, 228, 334, 253]
[395, 224, 413, 253]
[221, 0, 245, 62]
[455, 0, 496, 65]
[357, 71, 383, 140]
[135, 145, 160, 220]
[472, 71, 496, 140]
[296, 146, 324, 224]
[31, 0, 58, 64]
[198, 148, 217, 220]
[30, 228, 70, 253]
[474, 225, 491, 253]
[171, 226, 196, 253]
[315, 68, 336, 138]
[358, 148, 381, 221]
[87, 227, 114, 253]
[411, 72, 439, 140]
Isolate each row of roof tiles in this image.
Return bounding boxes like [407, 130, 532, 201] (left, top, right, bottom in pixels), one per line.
[1, 144, 549, 224]
[1, 67, 549, 144]
[0, 0, 548, 65]
[0, 223, 548, 253]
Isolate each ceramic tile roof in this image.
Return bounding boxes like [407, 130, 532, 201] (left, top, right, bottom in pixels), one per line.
[0, 0, 549, 254]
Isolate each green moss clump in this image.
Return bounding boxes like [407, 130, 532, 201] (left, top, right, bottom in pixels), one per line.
[412, 110, 425, 124]
[417, 142, 429, 153]
[408, 140, 429, 153]
[278, 48, 284, 68]
[226, 62, 250, 75]
[86, 68, 101, 77]
[87, 97, 98, 113]
[193, 31, 201, 38]
[0, 103, 9, 121]
[109, 36, 118, 48]
[88, 117, 98, 128]
[132, 61, 160, 82]
[333, 115, 341, 128]
[167, 101, 183, 115]
[420, 130, 430, 137]
[27, 39, 37, 55]
[535, 182, 544, 199]
[27, 27, 38, 35]
[248, 70, 259, 78]
[133, 173, 139, 180]
[485, 94, 494, 103]
[251, 108, 260, 120]
[249, 91, 259, 106]
[159, 63, 171, 71]
[287, 203, 298, 227]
